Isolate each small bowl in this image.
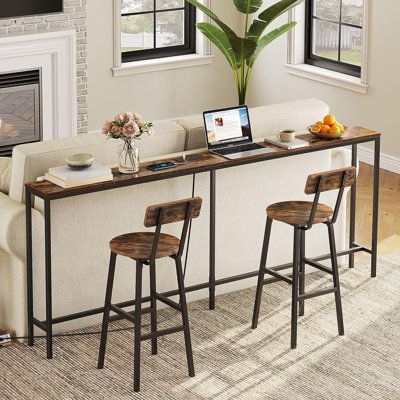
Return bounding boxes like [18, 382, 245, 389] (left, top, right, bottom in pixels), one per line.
[67, 153, 94, 170]
[308, 125, 349, 140]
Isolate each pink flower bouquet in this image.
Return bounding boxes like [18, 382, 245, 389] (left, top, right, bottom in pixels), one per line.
[102, 112, 153, 142]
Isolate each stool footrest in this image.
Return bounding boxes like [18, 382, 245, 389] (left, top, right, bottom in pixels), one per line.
[304, 258, 333, 275]
[155, 293, 182, 311]
[298, 287, 337, 301]
[109, 304, 152, 323]
[141, 325, 185, 341]
[264, 268, 293, 285]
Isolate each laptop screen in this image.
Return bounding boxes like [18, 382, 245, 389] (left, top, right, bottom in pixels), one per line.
[203, 106, 252, 148]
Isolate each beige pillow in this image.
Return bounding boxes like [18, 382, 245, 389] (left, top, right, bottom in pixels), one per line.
[0, 157, 12, 195]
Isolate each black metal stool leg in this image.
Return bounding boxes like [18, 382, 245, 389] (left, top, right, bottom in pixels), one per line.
[327, 225, 345, 336]
[291, 227, 301, 349]
[98, 252, 117, 369]
[252, 217, 272, 329]
[134, 261, 143, 392]
[175, 257, 195, 377]
[149, 260, 158, 355]
[299, 230, 306, 317]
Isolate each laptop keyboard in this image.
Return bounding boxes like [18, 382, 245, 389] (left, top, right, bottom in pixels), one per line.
[214, 142, 264, 156]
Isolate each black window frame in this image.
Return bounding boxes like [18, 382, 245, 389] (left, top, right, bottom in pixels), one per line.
[121, 1, 196, 63]
[305, 0, 362, 77]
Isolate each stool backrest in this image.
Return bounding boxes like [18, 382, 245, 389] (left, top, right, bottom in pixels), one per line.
[144, 197, 202, 228]
[305, 167, 356, 194]
[144, 197, 202, 261]
[304, 167, 356, 229]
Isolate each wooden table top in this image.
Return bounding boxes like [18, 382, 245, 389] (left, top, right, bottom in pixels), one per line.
[26, 127, 380, 200]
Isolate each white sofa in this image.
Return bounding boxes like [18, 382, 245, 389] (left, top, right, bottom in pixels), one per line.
[0, 99, 351, 337]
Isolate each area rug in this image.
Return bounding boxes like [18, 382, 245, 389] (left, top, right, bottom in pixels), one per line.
[1, 254, 399, 399]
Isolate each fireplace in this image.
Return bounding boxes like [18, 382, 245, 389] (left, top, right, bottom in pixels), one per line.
[0, 70, 41, 156]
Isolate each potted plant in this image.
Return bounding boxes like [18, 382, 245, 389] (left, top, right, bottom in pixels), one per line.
[186, 0, 304, 104]
[102, 112, 154, 174]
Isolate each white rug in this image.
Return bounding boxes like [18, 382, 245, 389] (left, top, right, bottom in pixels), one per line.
[1, 254, 399, 399]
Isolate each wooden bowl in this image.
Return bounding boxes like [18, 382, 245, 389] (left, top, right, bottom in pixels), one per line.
[308, 125, 349, 140]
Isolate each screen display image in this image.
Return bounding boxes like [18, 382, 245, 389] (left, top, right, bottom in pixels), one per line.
[0, 0, 63, 19]
[204, 107, 251, 147]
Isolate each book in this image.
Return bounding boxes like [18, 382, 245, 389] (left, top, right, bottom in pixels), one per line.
[264, 136, 310, 150]
[45, 172, 114, 188]
[48, 163, 112, 182]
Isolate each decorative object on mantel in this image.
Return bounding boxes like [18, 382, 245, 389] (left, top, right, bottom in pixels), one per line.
[186, 0, 304, 104]
[66, 154, 94, 170]
[102, 113, 154, 174]
[309, 114, 349, 140]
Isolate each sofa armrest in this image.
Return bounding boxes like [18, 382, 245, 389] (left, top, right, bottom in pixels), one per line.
[0, 192, 43, 260]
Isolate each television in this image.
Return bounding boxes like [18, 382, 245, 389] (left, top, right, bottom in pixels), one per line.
[0, 1, 63, 19]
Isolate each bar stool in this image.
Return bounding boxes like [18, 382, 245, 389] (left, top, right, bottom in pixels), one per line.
[97, 197, 203, 392]
[252, 167, 356, 349]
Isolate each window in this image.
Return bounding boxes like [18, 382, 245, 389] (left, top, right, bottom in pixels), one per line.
[120, 0, 196, 63]
[305, 0, 363, 77]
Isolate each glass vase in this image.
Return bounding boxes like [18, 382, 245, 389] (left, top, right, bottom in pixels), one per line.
[118, 140, 139, 174]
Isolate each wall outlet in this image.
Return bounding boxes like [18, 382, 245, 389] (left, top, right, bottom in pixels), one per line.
[0, 333, 12, 347]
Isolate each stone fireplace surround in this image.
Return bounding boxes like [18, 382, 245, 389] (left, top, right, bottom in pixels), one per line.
[0, 0, 88, 137]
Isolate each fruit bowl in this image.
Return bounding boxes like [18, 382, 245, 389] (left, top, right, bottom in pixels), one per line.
[308, 125, 349, 140]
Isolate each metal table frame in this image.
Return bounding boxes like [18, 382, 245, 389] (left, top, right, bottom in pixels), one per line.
[26, 135, 381, 359]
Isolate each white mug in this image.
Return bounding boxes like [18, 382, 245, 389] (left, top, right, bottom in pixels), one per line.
[278, 129, 296, 142]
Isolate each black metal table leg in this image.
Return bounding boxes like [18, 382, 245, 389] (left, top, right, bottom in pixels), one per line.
[371, 137, 380, 277]
[291, 227, 301, 349]
[209, 170, 216, 310]
[44, 200, 53, 359]
[134, 261, 143, 392]
[97, 252, 117, 369]
[349, 144, 358, 269]
[26, 188, 34, 347]
[299, 230, 306, 317]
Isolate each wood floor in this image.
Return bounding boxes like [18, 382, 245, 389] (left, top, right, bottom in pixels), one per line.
[347, 162, 400, 257]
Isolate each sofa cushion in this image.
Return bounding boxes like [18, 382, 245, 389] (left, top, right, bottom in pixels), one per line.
[0, 157, 12, 194]
[178, 98, 330, 150]
[9, 120, 186, 203]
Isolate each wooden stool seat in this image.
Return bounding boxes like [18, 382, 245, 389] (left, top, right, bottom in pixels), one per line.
[99, 197, 202, 392]
[267, 201, 334, 226]
[253, 167, 357, 349]
[110, 232, 180, 260]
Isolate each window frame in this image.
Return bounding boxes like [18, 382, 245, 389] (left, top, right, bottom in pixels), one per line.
[305, 0, 363, 78]
[120, 1, 196, 64]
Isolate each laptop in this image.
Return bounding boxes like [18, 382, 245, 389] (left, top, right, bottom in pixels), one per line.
[203, 105, 275, 160]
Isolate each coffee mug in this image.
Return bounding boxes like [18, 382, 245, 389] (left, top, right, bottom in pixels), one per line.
[278, 129, 296, 142]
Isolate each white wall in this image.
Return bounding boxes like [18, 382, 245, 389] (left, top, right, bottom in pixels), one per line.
[87, 0, 240, 131]
[248, 0, 400, 160]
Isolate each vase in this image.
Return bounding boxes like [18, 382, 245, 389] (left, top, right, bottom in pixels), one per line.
[118, 141, 139, 174]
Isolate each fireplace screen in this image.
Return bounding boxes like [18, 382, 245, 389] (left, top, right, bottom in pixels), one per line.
[0, 70, 41, 156]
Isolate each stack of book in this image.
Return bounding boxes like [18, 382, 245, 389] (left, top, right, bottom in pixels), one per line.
[45, 164, 113, 188]
[264, 135, 309, 150]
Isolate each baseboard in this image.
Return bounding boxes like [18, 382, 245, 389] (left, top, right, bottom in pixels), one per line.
[358, 145, 400, 174]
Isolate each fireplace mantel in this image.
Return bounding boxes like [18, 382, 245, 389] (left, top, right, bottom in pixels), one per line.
[0, 29, 77, 141]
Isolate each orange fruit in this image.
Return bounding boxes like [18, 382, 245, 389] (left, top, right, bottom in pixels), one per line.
[320, 125, 331, 134]
[315, 121, 324, 126]
[310, 124, 322, 133]
[329, 125, 342, 135]
[323, 114, 336, 127]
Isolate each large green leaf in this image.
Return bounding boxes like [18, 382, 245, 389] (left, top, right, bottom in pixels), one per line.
[258, 0, 304, 25]
[247, 21, 297, 67]
[233, 0, 263, 14]
[197, 22, 240, 70]
[247, 0, 303, 41]
[186, 0, 256, 62]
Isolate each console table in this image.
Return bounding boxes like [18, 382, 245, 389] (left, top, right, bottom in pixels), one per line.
[25, 127, 381, 359]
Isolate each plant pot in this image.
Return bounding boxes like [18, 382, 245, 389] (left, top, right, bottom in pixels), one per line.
[118, 141, 139, 174]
